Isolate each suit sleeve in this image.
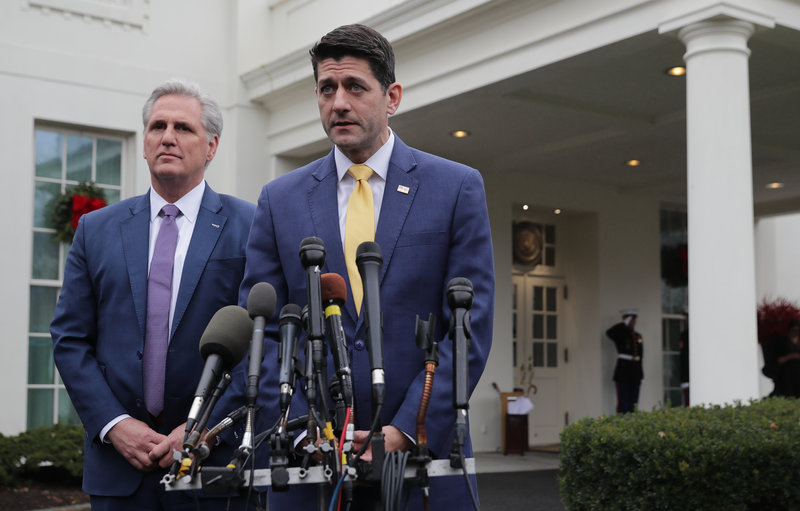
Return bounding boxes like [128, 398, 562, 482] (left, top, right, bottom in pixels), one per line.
[390, 168, 495, 458]
[50, 216, 128, 441]
[234, 184, 296, 434]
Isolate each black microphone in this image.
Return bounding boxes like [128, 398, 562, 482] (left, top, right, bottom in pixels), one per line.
[321, 273, 353, 408]
[278, 303, 303, 413]
[240, 282, 277, 451]
[185, 305, 253, 438]
[447, 277, 474, 411]
[356, 241, 385, 424]
[299, 237, 326, 343]
[246, 282, 277, 407]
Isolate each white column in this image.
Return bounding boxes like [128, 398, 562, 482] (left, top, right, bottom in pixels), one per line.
[679, 20, 760, 405]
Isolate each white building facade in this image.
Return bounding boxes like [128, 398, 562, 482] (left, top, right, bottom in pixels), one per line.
[2, 0, 799, 453]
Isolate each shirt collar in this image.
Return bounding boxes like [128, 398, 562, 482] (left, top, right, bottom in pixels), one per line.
[335, 129, 394, 183]
[149, 180, 205, 224]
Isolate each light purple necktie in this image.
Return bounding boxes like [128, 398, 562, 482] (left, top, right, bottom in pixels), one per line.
[143, 204, 180, 417]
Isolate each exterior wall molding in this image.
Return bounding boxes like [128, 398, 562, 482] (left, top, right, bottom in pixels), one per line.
[24, 0, 150, 32]
[241, 0, 516, 105]
[658, 1, 774, 34]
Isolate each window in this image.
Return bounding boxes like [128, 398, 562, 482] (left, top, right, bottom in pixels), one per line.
[29, 126, 123, 429]
[660, 209, 687, 407]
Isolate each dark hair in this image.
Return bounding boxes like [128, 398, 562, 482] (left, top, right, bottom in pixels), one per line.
[309, 24, 396, 92]
[790, 318, 800, 330]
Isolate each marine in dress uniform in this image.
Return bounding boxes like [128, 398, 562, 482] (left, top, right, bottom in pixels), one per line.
[606, 309, 644, 413]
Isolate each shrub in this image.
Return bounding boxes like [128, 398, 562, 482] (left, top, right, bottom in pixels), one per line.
[0, 424, 84, 487]
[559, 398, 800, 510]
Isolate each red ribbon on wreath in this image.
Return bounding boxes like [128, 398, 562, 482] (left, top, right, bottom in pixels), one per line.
[71, 195, 107, 229]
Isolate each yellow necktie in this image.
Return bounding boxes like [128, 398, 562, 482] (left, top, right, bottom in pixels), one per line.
[345, 164, 375, 314]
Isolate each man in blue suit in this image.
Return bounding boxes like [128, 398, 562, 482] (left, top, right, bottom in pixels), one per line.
[51, 80, 256, 510]
[240, 24, 494, 510]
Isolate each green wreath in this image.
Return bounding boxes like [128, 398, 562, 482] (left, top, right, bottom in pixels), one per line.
[46, 182, 107, 243]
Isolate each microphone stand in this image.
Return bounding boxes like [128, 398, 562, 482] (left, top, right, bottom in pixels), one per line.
[410, 314, 438, 507]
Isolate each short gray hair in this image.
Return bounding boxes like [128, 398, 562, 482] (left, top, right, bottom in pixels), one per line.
[142, 79, 223, 141]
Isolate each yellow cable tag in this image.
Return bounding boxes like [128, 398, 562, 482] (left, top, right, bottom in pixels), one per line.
[324, 304, 341, 318]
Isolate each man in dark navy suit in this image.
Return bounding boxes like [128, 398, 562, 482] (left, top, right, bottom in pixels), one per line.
[240, 24, 495, 510]
[51, 79, 256, 510]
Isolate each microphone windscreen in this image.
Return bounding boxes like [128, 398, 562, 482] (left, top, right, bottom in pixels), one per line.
[247, 282, 277, 319]
[355, 241, 382, 266]
[447, 277, 474, 310]
[199, 305, 253, 368]
[279, 303, 303, 325]
[299, 236, 326, 267]
[320, 273, 347, 304]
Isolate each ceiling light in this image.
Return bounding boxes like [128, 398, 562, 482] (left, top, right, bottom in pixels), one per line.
[666, 66, 686, 77]
[451, 130, 470, 138]
[522, 204, 529, 211]
[626, 159, 641, 167]
[554, 209, 562, 215]
[766, 182, 784, 190]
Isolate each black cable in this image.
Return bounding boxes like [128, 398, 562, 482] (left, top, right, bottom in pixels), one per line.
[381, 450, 409, 511]
[458, 445, 480, 511]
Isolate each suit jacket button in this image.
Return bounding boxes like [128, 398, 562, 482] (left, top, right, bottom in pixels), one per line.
[355, 340, 365, 351]
[136, 351, 143, 360]
[136, 399, 143, 408]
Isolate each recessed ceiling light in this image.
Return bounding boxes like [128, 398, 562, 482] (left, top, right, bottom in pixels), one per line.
[666, 66, 686, 77]
[766, 182, 784, 189]
[522, 204, 529, 211]
[554, 209, 562, 215]
[451, 130, 470, 138]
[626, 159, 641, 167]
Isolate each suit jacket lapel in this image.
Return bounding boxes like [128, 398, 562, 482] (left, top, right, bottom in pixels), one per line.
[120, 194, 151, 340]
[172, 186, 225, 337]
[376, 137, 418, 285]
[309, 155, 356, 319]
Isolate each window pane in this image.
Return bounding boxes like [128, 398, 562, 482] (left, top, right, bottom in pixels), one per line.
[664, 388, 683, 408]
[32, 232, 59, 280]
[533, 341, 544, 367]
[104, 187, 120, 205]
[546, 342, 558, 367]
[663, 353, 681, 387]
[545, 246, 556, 266]
[27, 388, 53, 429]
[66, 135, 92, 182]
[96, 139, 121, 186]
[546, 287, 557, 312]
[35, 130, 63, 178]
[34, 181, 61, 228]
[532, 286, 543, 311]
[546, 315, 557, 339]
[29, 285, 59, 333]
[28, 337, 54, 384]
[533, 314, 543, 339]
[512, 313, 517, 340]
[662, 318, 682, 352]
[544, 224, 555, 244]
[512, 341, 517, 367]
[58, 388, 81, 425]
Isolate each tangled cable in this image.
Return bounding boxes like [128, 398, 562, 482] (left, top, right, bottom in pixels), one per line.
[381, 450, 410, 511]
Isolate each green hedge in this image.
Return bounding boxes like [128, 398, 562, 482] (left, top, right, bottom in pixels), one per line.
[0, 424, 84, 487]
[559, 398, 800, 510]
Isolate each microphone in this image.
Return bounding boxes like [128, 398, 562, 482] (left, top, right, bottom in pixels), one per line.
[356, 241, 385, 424]
[321, 273, 353, 408]
[241, 282, 277, 452]
[185, 305, 253, 438]
[278, 303, 303, 413]
[447, 277, 474, 411]
[299, 237, 326, 343]
[447, 277, 474, 471]
[246, 282, 277, 407]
